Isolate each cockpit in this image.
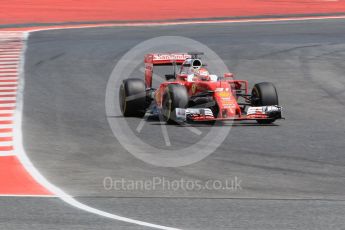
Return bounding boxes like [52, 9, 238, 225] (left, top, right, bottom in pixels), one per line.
[179, 58, 218, 82]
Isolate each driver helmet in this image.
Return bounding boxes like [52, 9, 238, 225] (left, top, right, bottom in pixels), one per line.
[196, 68, 209, 77]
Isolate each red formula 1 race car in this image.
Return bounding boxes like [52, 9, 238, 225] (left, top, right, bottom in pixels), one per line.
[119, 52, 283, 124]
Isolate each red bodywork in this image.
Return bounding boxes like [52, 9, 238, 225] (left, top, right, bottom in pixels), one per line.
[144, 53, 270, 121]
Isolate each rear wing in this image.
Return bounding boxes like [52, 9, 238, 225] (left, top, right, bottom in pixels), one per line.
[144, 53, 191, 65]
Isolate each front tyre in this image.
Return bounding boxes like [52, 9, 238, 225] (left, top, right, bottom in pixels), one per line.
[251, 82, 279, 124]
[119, 78, 147, 117]
[162, 84, 188, 124]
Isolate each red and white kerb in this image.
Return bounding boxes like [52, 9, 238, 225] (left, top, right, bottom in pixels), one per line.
[0, 32, 23, 157]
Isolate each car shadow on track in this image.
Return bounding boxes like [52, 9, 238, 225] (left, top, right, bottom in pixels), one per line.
[108, 115, 280, 127]
[150, 122, 280, 127]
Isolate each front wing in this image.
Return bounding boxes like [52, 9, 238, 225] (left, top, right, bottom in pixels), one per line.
[175, 106, 283, 122]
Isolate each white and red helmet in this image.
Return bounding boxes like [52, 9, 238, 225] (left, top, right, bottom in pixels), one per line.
[197, 68, 209, 76]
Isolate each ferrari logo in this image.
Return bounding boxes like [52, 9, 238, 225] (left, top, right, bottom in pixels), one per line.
[192, 84, 197, 94]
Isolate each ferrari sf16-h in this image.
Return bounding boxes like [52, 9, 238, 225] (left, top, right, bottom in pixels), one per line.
[119, 52, 283, 124]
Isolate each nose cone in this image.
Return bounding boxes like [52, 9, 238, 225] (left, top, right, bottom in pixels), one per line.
[215, 90, 238, 118]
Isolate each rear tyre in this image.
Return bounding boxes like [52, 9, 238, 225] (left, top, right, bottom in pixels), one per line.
[251, 82, 279, 124]
[119, 78, 147, 117]
[162, 84, 188, 124]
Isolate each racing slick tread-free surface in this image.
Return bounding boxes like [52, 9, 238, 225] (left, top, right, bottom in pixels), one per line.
[162, 84, 189, 124]
[120, 78, 146, 117]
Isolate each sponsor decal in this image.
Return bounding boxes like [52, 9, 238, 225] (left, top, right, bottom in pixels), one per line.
[153, 53, 191, 61]
[218, 91, 231, 98]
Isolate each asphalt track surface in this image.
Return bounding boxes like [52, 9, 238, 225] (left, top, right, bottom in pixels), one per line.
[3, 19, 345, 229]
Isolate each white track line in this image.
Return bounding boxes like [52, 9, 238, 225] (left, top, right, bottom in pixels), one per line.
[4, 15, 343, 34]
